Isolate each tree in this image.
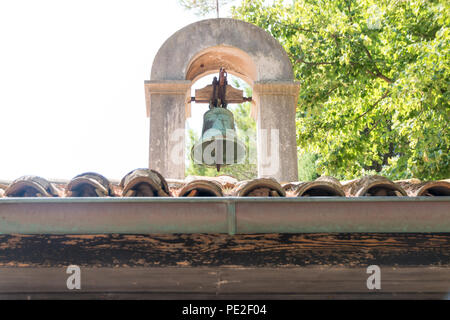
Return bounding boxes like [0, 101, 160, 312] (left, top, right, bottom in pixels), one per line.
[298, 151, 319, 181]
[233, 0, 449, 180]
[178, 0, 235, 17]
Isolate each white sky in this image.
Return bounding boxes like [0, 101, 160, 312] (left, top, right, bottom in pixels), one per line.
[0, 0, 234, 182]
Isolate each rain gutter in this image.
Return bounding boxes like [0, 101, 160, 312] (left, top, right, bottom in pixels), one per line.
[0, 197, 449, 234]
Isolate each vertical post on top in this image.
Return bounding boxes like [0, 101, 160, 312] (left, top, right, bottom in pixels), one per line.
[216, 0, 219, 18]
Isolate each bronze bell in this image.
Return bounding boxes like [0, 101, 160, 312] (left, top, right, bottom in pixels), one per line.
[191, 106, 246, 171]
[191, 68, 246, 171]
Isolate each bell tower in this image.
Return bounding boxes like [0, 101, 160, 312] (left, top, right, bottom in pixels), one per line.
[145, 18, 300, 182]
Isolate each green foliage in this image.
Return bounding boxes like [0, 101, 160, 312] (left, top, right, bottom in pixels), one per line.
[186, 128, 215, 177]
[298, 152, 319, 181]
[178, 0, 235, 17]
[233, 0, 449, 180]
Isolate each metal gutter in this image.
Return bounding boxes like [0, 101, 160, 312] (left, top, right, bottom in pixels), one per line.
[0, 197, 449, 234]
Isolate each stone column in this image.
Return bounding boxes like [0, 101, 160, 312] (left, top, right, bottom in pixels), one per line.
[253, 81, 300, 182]
[144, 80, 191, 179]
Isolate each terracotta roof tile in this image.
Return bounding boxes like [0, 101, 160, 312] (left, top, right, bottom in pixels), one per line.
[0, 170, 449, 198]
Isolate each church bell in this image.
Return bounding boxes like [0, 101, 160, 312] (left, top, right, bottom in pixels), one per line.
[191, 68, 247, 171]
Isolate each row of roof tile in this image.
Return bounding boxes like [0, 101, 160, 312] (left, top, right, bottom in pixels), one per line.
[0, 169, 449, 198]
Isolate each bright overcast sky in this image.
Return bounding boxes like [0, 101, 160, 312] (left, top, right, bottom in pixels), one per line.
[0, 0, 234, 182]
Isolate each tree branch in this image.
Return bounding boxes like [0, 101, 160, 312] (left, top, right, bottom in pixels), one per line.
[346, 0, 353, 23]
[296, 58, 335, 66]
[345, 91, 390, 126]
[365, 107, 389, 135]
[309, 85, 340, 105]
[275, 22, 318, 33]
[288, 52, 335, 66]
[356, 91, 390, 120]
[361, 45, 393, 83]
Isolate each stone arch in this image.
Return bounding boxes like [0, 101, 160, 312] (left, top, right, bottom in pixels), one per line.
[150, 18, 294, 83]
[185, 46, 257, 85]
[145, 18, 299, 181]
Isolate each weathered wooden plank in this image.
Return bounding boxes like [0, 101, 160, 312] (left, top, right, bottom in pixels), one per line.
[0, 267, 218, 293]
[0, 233, 449, 268]
[194, 84, 245, 104]
[0, 292, 446, 300]
[0, 267, 448, 299]
[217, 267, 450, 293]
